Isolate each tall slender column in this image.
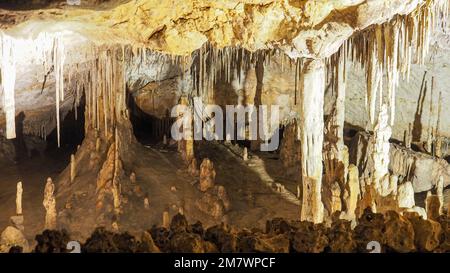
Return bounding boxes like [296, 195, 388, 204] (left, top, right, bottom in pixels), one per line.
[299, 59, 325, 224]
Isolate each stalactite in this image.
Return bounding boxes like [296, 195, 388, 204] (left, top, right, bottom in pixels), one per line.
[1, 34, 17, 139]
[348, 0, 448, 128]
[53, 36, 65, 147]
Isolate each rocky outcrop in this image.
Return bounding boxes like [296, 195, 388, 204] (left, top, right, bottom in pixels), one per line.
[404, 212, 442, 252]
[3, 211, 450, 253]
[350, 131, 450, 195]
[384, 211, 416, 253]
[0, 226, 29, 253]
[34, 229, 71, 253]
[353, 208, 386, 252]
[291, 221, 329, 253]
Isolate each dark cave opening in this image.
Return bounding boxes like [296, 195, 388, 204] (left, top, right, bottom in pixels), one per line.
[127, 92, 174, 146]
[45, 100, 86, 162]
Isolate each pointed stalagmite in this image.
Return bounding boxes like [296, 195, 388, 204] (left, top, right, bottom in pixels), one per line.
[299, 59, 325, 224]
[43, 178, 57, 230]
[372, 104, 392, 196]
[70, 154, 76, 182]
[112, 180, 121, 214]
[243, 147, 248, 161]
[130, 172, 136, 184]
[16, 182, 23, 216]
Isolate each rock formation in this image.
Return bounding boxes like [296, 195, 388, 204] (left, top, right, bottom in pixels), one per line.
[199, 158, 216, 192]
[299, 59, 325, 224]
[43, 178, 57, 230]
[0, 0, 449, 254]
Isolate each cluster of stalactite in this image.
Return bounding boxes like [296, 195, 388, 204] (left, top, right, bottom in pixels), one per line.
[319, 0, 449, 223]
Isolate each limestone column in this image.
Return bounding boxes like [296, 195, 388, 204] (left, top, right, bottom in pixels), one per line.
[324, 47, 348, 215]
[299, 59, 325, 224]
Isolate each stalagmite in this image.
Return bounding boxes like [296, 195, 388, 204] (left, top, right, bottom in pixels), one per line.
[163, 134, 167, 145]
[112, 182, 121, 214]
[436, 176, 444, 214]
[130, 172, 136, 184]
[96, 137, 101, 152]
[112, 221, 119, 233]
[162, 211, 170, 228]
[372, 104, 392, 196]
[398, 182, 415, 209]
[425, 191, 441, 221]
[199, 158, 216, 192]
[43, 178, 57, 230]
[299, 59, 325, 224]
[70, 154, 76, 182]
[11, 181, 25, 232]
[341, 164, 360, 222]
[15, 182, 22, 216]
[1, 34, 17, 139]
[144, 197, 150, 210]
[243, 147, 248, 161]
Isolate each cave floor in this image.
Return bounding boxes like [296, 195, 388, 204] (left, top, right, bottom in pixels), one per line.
[0, 149, 71, 241]
[124, 140, 299, 232]
[0, 139, 300, 242]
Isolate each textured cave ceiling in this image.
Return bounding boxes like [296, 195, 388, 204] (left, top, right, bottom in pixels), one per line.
[0, 0, 431, 57]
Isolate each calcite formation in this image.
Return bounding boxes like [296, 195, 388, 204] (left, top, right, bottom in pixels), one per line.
[0, 0, 449, 254]
[199, 158, 216, 192]
[43, 177, 57, 230]
[299, 59, 325, 224]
